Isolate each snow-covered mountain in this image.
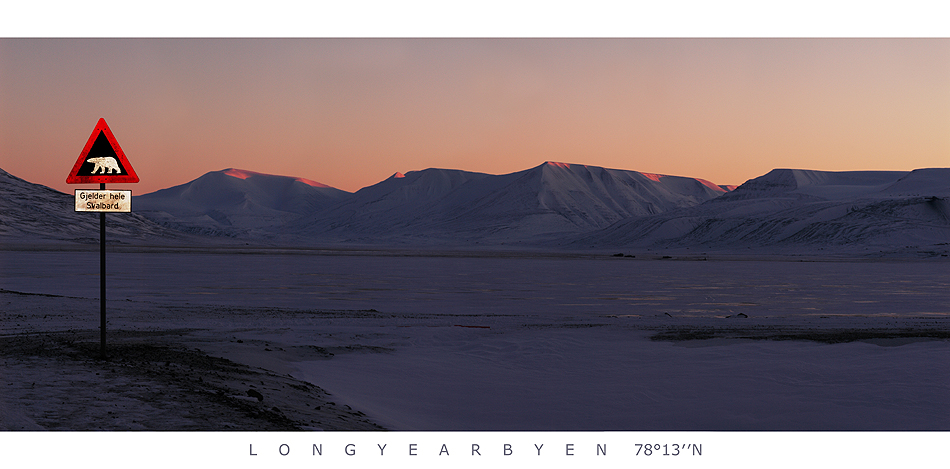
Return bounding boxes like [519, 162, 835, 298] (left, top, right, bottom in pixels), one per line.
[134, 168, 350, 236]
[576, 168, 950, 254]
[288, 162, 730, 244]
[8, 162, 946, 254]
[0, 168, 194, 245]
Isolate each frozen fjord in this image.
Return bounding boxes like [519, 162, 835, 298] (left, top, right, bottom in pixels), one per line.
[1, 249, 948, 430]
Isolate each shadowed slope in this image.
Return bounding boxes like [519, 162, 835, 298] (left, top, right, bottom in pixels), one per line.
[577, 168, 950, 253]
[0, 168, 193, 245]
[289, 162, 729, 244]
[134, 169, 350, 234]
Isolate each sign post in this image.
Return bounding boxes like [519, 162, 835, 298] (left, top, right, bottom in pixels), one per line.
[66, 118, 139, 359]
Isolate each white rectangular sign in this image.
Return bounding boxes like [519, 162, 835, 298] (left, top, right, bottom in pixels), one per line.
[74, 189, 132, 212]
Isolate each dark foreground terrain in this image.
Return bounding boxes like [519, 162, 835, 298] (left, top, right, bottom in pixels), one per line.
[0, 328, 384, 431]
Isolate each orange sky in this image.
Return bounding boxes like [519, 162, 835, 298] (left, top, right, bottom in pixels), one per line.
[1, 38, 948, 195]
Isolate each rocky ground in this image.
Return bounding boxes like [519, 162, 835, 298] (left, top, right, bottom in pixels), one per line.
[0, 327, 385, 431]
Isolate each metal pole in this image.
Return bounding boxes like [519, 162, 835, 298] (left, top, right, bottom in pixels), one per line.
[100, 182, 106, 359]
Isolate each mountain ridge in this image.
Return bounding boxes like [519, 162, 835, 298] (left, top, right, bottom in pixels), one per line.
[3, 163, 948, 256]
[134, 168, 350, 235]
[0, 167, 196, 245]
[286, 161, 731, 244]
[573, 168, 950, 253]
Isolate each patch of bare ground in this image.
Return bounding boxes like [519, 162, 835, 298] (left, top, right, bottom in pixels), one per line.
[650, 325, 950, 345]
[0, 330, 385, 431]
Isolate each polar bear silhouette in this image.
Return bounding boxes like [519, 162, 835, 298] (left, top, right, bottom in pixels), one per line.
[87, 157, 121, 174]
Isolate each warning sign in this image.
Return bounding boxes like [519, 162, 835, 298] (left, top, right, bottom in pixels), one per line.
[66, 118, 139, 184]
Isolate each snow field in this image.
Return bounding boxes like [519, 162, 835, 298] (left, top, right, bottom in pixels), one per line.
[1, 249, 948, 431]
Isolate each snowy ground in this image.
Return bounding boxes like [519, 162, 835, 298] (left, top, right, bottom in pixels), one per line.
[1, 247, 948, 430]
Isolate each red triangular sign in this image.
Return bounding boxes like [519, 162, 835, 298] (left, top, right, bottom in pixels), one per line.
[66, 118, 139, 184]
